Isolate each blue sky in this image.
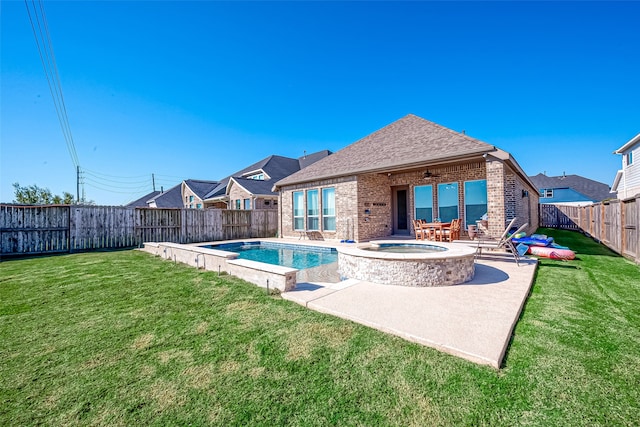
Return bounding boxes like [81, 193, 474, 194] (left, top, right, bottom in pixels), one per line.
[2, 1, 639, 205]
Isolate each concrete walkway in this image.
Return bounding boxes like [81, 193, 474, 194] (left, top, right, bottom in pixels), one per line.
[282, 252, 538, 368]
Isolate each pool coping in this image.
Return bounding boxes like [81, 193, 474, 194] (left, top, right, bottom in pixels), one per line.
[337, 240, 476, 260]
[141, 240, 300, 291]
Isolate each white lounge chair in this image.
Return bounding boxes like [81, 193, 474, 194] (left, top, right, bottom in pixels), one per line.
[475, 219, 528, 266]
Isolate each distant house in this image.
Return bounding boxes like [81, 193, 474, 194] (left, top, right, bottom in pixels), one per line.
[126, 191, 161, 208]
[203, 151, 331, 210]
[126, 184, 184, 208]
[611, 133, 640, 200]
[530, 173, 614, 206]
[181, 179, 219, 209]
[274, 114, 539, 242]
[126, 151, 330, 210]
[126, 180, 217, 209]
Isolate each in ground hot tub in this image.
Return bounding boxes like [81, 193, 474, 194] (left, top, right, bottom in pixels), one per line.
[337, 240, 476, 287]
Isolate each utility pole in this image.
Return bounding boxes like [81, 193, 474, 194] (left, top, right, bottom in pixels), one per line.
[152, 173, 156, 191]
[77, 166, 80, 204]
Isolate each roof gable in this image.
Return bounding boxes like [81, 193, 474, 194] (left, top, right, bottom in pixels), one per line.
[529, 173, 614, 202]
[148, 184, 184, 208]
[615, 133, 640, 154]
[228, 177, 277, 197]
[276, 114, 495, 187]
[183, 179, 219, 199]
[126, 191, 161, 207]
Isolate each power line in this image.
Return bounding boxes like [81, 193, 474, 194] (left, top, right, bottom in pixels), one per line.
[24, 0, 80, 169]
[81, 168, 151, 180]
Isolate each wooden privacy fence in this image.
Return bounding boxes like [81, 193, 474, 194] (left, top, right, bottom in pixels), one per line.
[0, 205, 278, 256]
[540, 195, 640, 264]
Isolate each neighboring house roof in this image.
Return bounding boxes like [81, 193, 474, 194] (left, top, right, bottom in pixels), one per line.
[183, 179, 219, 199]
[204, 150, 331, 201]
[614, 133, 640, 154]
[147, 184, 184, 208]
[228, 177, 278, 197]
[529, 173, 614, 202]
[126, 191, 161, 207]
[299, 149, 332, 169]
[275, 114, 505, 188]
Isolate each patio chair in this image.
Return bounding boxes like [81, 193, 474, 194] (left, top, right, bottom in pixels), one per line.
[475, 219, 528, 266]
[413, 220, 428, 240]
[433, 218, 461, 242]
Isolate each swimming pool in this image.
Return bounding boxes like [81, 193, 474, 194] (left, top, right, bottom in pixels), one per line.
[202, 241, 338, 270]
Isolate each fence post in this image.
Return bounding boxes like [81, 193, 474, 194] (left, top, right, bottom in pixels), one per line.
[67, 205, 72, 253]
[621, 198, 625, 256]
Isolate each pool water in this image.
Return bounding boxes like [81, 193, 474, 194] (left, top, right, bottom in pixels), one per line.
[363, 243, 448, 254]
[204, 242, 338, 270]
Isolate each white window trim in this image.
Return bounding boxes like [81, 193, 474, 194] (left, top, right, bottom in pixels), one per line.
[322, 187, 336, 232]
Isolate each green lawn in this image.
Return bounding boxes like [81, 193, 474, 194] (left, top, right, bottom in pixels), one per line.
[1, 229, 639, 426]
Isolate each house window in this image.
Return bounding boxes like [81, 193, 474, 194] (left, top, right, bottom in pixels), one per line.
[414, 185, 433, 222]
[189, 195, 194, 202]
[243, 199, 251, 210]
[235, 199, 241, 210]
[626, 152, 633, 166]
[322, 188, 336, 231]
[248, 173, 264, 180]
[307, 189, 319, 230]
[540, 189, 553, 198]
[464, 180, 487, 228]
[264, 200, 270, 206]
[196, 203, 202, 209]
[437, 182, 459, 223]
[293, 191, 304, 231]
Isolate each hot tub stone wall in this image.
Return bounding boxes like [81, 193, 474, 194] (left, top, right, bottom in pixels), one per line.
[338, 253, 475, 287]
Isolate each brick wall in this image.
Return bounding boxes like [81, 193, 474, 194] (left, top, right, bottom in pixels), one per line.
[227, 184, 277, 211]
[181, 183, 204, 209]
[279, 176, 357, 240]
[486, 160, 539, 236]
[357, 173, 392, 241]
[278, 159, 538, 241]
[228, 185, 249, 209]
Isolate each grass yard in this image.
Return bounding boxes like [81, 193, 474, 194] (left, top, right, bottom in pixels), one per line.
[1, 229, 639, 426]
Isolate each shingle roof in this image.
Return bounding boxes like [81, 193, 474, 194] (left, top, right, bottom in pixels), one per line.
[229, 177, 277, 196]
[126, 191, 161, 207]
[203, 150, 331, 200]
[147, 184, 183, 208]
[183, 179, 219, 199]
[529, 173, 614, 202]
[275, 114, 495, 187]
[299, 149, 332, 169]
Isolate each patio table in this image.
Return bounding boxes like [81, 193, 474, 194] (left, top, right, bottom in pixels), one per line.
[423, 222, 452, 242]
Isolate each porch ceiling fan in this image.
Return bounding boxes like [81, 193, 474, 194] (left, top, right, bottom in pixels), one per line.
[423, 170, 440, 179]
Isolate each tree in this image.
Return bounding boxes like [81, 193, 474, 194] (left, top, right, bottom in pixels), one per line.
[12, 183, 75, 205]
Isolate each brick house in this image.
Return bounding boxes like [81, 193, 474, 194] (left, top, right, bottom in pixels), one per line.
[274, 114, 539, 242]
[203, 151, 331, 210]
[181, 180, 220, 209]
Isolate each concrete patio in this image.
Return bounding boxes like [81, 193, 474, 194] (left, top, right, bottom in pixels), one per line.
[283, 251, 538, 368]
